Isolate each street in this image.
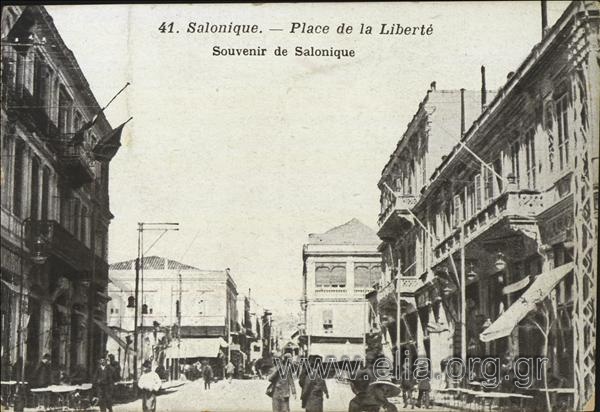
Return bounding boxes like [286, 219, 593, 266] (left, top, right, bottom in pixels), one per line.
[114, 379, 355, 412]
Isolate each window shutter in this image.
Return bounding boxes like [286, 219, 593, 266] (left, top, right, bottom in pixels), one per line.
[474, 174, 481, 210]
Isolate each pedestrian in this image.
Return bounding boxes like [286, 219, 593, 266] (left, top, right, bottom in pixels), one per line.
[108, 354, 121, 382]
[202, 361, 214, 390]
[255, 358, 264, 379]
[416, 375, 431, 409]
[267, 353, 296, 412]
[225, 360, 235, 383]
[300, 356, 329, 412]
[138, 360, 162, 412]
[33, 353, 53, 388]
[93, 357, 114, 412]
[400, 365, 415, 409]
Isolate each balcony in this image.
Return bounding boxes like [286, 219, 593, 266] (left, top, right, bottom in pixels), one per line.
[377, 195, 419, 240]
[376, 276, 421, 308]
[25, 220, 108, 278]
[433, 189, 545, 265]
[6, 86, 60, 139]
[51, 141, 95, 188]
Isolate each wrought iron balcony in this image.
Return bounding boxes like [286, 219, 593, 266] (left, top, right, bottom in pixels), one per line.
[25, 220, 108, 278]
[432, 189, 545, 265]
[377, 194, 419, 240]
[376, 276, 421, 307]
[51, 141, 95, 188]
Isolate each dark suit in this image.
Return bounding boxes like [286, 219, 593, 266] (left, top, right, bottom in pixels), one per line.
[93, 365, 114, 412]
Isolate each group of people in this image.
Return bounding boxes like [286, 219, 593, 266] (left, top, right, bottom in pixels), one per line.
[265, 351, 435, 412]
[267, 353, 329, 412]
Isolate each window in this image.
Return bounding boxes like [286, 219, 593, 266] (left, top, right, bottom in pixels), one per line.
[484, 165, 494, 202]
[41, 167, 50, 220]
[474, 174, 481, 211]
[453, 194, 462, 228]
[322, 309, 333, 334]
[33, 54, 47, 104]
[58, 88, 71, 134]
[30, 157, 40, 220]
[72, 198, 80, 237]
[493, 158, 503, 194]
[315, 264, 346, 288]
[556, 93, 570, 171]
[354, 264, 381, 289]
[13, 141, 24, 217]
[525, 130, 536, 189]
[510, 140, 520, 187]
[80, 206, 88, 243]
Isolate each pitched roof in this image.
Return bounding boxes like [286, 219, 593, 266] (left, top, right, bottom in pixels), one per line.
[307, 218, 380, 245]
[109, 256, 199, 271]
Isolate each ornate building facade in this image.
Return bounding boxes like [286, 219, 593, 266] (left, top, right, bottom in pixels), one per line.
[373, 1, 598, 409]
[1, 6, 118, 380]
[301, 218, 382, 362]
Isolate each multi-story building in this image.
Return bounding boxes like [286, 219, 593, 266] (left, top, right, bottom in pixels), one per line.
[374, 1, 598, 409]
[301, 218, 381, 363]
[107, 256, 238, 379]
[373, 84, 487, 372]
[1, 6, 119, 380]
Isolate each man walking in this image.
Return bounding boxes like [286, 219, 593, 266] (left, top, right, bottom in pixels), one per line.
[93, 357, 114, 412]
[225, 361, 235, 383]
[138, 360, 162, 412]
[108, 354, 121, 382]
[202, 361, 214, 390]
[268, 353, 296, 412]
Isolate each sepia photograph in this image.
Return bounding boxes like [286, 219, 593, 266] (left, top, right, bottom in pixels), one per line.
[0, 1, 598, 411]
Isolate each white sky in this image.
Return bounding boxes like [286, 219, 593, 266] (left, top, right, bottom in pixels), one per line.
[46, 1, 570, 317]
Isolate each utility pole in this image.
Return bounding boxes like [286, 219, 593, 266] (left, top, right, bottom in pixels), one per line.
[132, 222, 179, 381]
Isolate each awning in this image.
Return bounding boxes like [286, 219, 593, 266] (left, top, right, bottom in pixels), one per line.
[93, 318, 129, 350]
[480, 263, 573, 342]
[309, 342, 364, 361]
[1, 279, 42, 300]
[165, 338, 228, 359]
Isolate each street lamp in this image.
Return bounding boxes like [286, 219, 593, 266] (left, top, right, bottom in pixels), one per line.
[14, 218, 49, 412]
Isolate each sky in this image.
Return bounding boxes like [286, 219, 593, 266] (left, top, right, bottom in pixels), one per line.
[46, 1, 570, 319]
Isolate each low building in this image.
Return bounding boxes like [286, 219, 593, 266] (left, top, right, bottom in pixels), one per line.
[107, 256, 238, 379]
[301, 218, 381, 363]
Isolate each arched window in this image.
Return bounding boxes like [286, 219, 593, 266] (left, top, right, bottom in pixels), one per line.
[127, 296, 135, 308]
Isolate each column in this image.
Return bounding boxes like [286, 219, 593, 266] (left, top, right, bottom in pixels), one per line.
[39, 301, 53, 359]
[347, 258, 355, 296]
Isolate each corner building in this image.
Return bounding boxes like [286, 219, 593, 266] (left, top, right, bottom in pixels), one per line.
[373, 2, 597, 409]
[1, 6, 118, 380]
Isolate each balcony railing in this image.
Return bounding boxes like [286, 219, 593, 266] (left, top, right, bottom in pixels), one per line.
[376, 276, 422, 306]
[377, 194, 419, 239]
[433, 189, 544, 265]
[25, 220, 108, 278]
[314, 287, 348, 295]
[52, 141, 95, 188]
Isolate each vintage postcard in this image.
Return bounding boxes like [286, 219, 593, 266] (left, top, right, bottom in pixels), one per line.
[0, 1, 597, 411]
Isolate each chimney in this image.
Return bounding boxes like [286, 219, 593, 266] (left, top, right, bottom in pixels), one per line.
[460, 88, 466, 137]
[481, 66, 487, 111]
[541, 0, 548, 38]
